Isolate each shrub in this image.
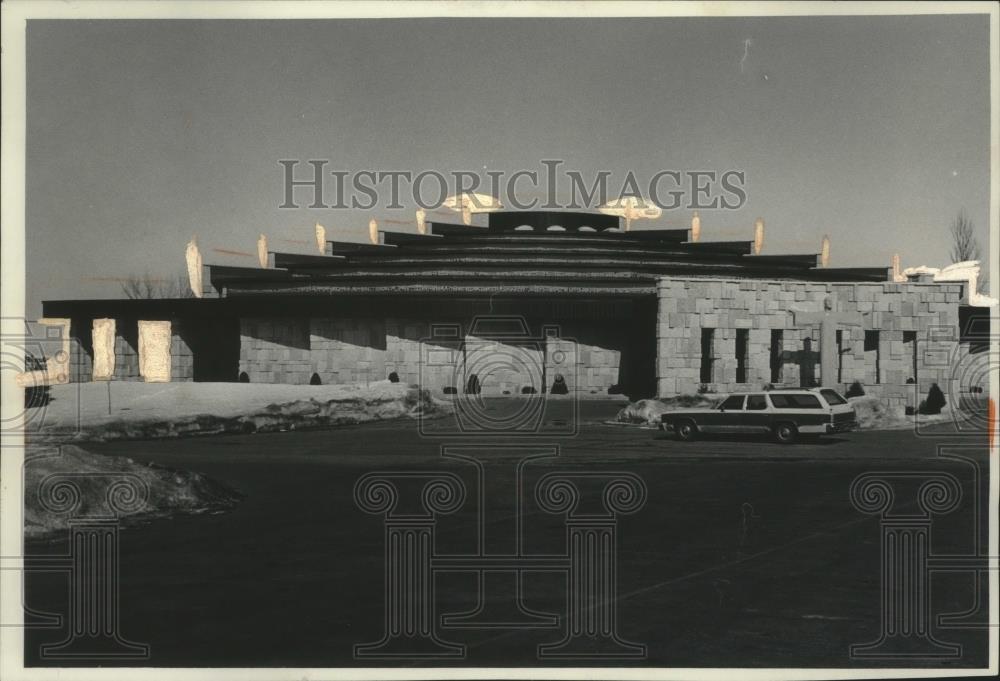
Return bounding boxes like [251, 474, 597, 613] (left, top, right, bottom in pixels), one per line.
[845, 381, 865, 398]
[550, 374, 568, 395]
[919, 383, 947, 415]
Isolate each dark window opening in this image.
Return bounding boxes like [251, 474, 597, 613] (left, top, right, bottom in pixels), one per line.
[465, 373, 481, 394]
[735, 329, 749, 384]
[864, 330, 880, 384]
[309, 373, 322, 385]
[238, 371, 250, 383]
[770, 330, 783, 383]
[700, 328, 715, 384]
[836, 330, 844, 383]
[903, 331, 917, 383]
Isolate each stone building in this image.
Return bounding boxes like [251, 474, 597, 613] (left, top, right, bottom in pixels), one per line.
[40, 210, 991, 411]
[657, 277, 971, 410]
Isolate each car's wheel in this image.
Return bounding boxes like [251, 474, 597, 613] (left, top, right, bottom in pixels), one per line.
[774, 422, 798, 444]
[675, 419, 698, 442]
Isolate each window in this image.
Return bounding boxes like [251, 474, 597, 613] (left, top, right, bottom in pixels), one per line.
[903, 331, 917, 383]
[736, 329, 749, 383]
[700, 328, 715, 383]
[769, 393, 823, 409]
[836, 330, 844, 383]
[719, 394, 745, 410]
[769, 394, 791, 408]
[790, 394, 822, 408]
[864, 330, 881, 384]
[770, 330, 783, 383]
[820, 388, 847, 405]
[747, 394, 768, 410]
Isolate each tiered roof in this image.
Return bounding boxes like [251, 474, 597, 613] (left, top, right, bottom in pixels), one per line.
[208, 211, 890, 298]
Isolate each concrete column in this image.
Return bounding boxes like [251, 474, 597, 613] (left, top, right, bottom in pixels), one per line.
[138, 320, 171, 383]
[91, 318, 116, 381]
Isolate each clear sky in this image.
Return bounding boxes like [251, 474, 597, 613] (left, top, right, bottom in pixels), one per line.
[25, 15, 991, 317]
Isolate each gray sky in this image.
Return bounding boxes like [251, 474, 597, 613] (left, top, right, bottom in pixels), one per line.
[26, 16, 991, 317]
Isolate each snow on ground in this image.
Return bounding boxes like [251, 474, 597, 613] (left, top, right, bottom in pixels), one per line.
[847, 395, 956, 430]
[616, 395, 718, 425]
[25, 380, 438, 441]
[24, 444, 243, 538]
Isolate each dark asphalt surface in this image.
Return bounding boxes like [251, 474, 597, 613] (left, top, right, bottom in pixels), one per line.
[24, 399, 991, 668]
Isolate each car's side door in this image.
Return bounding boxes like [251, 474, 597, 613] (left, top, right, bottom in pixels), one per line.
[703, 394, 746, 433]
[744, 393, 772, 433]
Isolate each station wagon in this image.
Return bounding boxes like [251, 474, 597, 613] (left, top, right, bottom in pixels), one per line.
[660, 388, 858, 444]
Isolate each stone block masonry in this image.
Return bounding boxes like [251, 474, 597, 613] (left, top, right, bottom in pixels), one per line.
[385, 320, 430, 387]
[235, 316, 629, 395]
[240, 318, 311, 384]
[544, 322, 623, 395]
[311, 318, 387, 385]
[241, 317, 430, 388]
[656, 277, 964, 411]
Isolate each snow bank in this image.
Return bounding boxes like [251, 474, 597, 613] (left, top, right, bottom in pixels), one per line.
[24, 444, 242, 538]
[26, 380, 438, 441]
[848, 395, 955, 430]
[616, 395, 717, 425]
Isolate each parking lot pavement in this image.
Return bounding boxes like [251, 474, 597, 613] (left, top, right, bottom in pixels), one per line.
[23, 403, 990, 667]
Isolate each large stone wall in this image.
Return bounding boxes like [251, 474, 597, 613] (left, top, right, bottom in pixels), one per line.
[656, 277, 964, 409]
[385, 320, 431, 386]
[310, 318, 386, 385]
[234, 316, 628, 395]
[464, 335, 544, 395]
[544, 324, 623, 395]
[239, 318, 311, 384]
[62, 281, 973, 406]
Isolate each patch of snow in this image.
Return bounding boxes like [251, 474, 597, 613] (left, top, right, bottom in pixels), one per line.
[24, 444, 242, 539]
[26, 381, 439, 442]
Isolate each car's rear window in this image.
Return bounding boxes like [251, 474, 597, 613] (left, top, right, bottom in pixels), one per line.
[769, 393, 823, 409]
[820, 389, 848, 405]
